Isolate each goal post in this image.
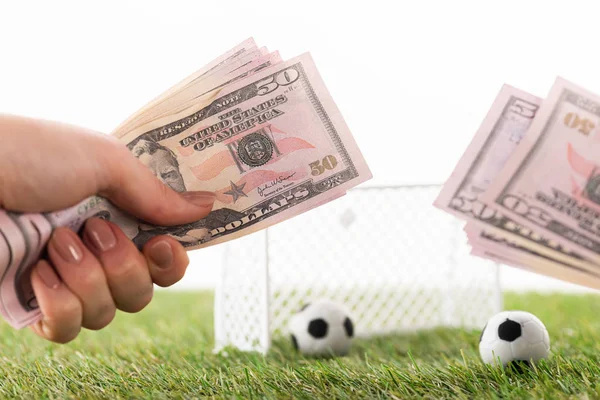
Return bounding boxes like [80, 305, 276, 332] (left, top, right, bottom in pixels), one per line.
[214, 185, 503, 354]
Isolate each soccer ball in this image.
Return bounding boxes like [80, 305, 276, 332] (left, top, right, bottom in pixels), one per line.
[288, 299, 354, 356]
[479, 310, 550, 367]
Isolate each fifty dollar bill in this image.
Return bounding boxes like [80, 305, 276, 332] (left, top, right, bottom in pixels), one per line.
[484, 77, 600, 266]
[434, 83, 600, 288]
[0, 42, 371, 328]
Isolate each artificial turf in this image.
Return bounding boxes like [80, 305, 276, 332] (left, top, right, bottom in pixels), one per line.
[0, 291, 599, 399]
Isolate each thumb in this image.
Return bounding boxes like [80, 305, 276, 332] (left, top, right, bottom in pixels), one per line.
[98, 142, 215, 226]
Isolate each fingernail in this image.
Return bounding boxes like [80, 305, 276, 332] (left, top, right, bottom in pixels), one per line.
[181, 191, 216, 207]
[51, 229, 83, 264]
[84, 218, 117, 252]
[149, 241, 173, 269]
[36, 261, 61, 289]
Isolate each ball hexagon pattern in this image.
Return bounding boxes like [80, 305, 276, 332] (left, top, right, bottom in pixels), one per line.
[479, 310, 550, 367]
[288, 299, 354, 356]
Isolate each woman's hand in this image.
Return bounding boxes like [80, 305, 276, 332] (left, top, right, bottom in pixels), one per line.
[0, 114, 215, 343]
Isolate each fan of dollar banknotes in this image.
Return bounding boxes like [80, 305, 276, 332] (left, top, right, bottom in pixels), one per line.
[435, 79, 600, 291]
[0, 38, 372, 329]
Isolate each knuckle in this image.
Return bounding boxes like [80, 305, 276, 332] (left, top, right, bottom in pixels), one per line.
[41, 310, 82, 344]
[117, 284, 154, 313]
[51, 329, 80, 344]
[54, 297, 82, 322]
[154, 273, 183, 288]
[149, 250, 187, 288]
[76, 269, 105, 288]
[152, 273, 178, 288]
[152, 262, 186, 288]
[157, 271, 183, 288]
[84, 302, 116, 331]
[106, 256, 143, 281]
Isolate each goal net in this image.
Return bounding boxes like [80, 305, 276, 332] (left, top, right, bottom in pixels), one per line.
[214, 185, 502, 353]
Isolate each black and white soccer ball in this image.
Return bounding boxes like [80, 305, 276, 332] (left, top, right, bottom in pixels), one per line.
[288, 299, 354, 356]
[479, 311, 550, 367]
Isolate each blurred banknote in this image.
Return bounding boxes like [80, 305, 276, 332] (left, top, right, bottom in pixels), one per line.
[465, 224, 600, 289]
[0, 38, 371, 328]
[435, 82, 600, 288]
[483, 77, 600, 266]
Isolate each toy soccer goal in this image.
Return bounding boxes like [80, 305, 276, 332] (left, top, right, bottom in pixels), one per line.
[214, 185, 502, 354]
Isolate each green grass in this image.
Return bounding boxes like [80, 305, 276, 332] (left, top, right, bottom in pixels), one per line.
[0, 291, 599, 399]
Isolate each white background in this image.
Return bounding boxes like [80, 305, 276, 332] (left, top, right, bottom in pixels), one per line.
[1, 0, 598, 293]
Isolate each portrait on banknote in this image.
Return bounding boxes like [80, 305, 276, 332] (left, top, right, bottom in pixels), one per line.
[123, 137, 245, 247]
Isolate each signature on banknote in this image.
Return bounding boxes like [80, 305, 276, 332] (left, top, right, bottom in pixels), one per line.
[257, 172, 298, 197]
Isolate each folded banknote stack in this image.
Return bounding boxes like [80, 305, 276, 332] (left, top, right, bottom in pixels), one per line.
[435, 78, 600, 290]
[0, 38, 372, 329]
